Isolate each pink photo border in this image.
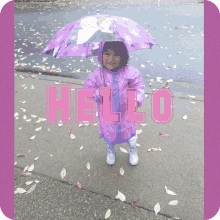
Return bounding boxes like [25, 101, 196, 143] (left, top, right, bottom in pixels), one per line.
[0, 1, 219, 219]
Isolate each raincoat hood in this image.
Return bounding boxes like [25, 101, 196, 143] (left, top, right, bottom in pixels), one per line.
[97, 41, 105, 67]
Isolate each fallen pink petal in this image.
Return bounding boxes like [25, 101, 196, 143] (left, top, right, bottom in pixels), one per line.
[19, 172, 32, 176]
[77, 182, 82, 189]
[159, 133, 170, 137]
[132, 199, 139, 203]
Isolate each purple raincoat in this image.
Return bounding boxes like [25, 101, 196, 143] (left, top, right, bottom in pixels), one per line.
[83, 42, 145, 146]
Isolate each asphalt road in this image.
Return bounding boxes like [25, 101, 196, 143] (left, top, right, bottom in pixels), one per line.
[14, 71, 204, 219]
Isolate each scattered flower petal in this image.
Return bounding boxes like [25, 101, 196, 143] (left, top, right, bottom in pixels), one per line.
[140, 123, 147, 126]
[17, 154, 26, 157]
[31, 85, 34, 89]
[15, 188, 27, 194]
[120, 167, 124, 176]
[154, 203, 160, 215]
[19, 172, 32, 176]
[34, 157, 39, 161]
[35, 127, 42, 131]
[116, 191, 126, 202]
[31, 115, 37, 118]
[115, 173, 118, 179]
[70, 133, 75, 140]
[80, 145, 83, 151]
[58, 120, 63, 127]
[165, 186, 177, 195]
[188, 95, 195, 99]
[24, 165, 29, 172]
[166, 79, 173, 83]
[35, 180, 39, 183]
[168, 200, 178, 205]
[60, 168, 66, 180]
[159, 133, 170, 137]
[28, 164, 34, 172]
[120, 147, 128, 153]
[183, 115, 187, 120]
[77, 182, 82, 189]
[87, 162, 90, 171]
[105, 209, 111, 219]
[83, 121, 90, 126]
[30, 135, 36, 140]
[136, 129, 142, 135]
[25, 184, 36, 195]
[40, 118, 46, 121]
[26, 181, 33, 185]
[148, 148, 161, 152]
[14, 112, 19, 117]
[79, 123, 85, 128]
[165, 66, 171, 70]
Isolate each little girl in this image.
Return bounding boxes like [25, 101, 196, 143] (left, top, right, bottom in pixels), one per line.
[83, 41, 145, 166]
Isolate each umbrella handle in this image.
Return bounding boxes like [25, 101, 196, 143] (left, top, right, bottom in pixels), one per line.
[102, 65, 105, 87]
[102, 66, 105, 103]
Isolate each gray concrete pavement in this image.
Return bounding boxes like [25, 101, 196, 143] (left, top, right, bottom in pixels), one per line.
[14, 70, 204, 219]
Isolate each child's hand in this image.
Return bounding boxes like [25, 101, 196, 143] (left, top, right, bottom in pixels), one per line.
[134, 102, 139, 112]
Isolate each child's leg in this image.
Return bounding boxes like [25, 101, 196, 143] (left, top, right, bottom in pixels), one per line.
[106, 143, 116, 165]
[107, 143, 115, 154]
[127, 136, 138, 165]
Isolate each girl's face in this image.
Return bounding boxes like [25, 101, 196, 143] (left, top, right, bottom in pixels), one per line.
[102, 49, 121, 71]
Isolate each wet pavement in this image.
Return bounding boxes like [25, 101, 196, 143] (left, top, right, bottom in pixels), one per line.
[14, 0, 204, 99]
[14, 70, 204, 219]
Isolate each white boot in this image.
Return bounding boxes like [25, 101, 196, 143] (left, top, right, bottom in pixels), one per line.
[106, 145, 115, 165]
[128, 136, 139, 166]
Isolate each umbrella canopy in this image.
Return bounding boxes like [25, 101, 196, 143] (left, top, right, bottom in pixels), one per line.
[40, 13, 158, 59]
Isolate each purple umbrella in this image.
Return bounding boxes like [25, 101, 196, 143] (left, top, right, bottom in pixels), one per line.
[40, 12, 158, 59]
[40, 12, 158, 86]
